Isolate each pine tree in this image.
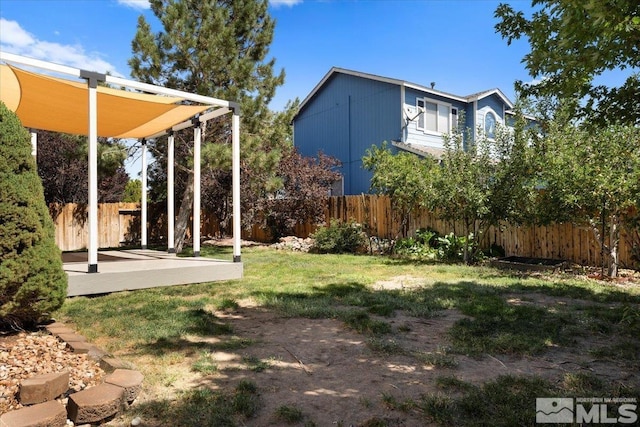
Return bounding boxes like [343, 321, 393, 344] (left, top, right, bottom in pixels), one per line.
[0, 102, 67, 328]
[129, 0, 285, 252]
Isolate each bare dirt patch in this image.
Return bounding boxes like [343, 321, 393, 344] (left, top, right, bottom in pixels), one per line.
[111, 295, 638, 426]
[3, 273, 638, 426]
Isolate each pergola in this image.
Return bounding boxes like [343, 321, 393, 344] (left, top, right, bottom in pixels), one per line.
[0, 52, 242, 275]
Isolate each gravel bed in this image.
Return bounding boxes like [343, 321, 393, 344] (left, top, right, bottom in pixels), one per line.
[0, 330, 105, 414]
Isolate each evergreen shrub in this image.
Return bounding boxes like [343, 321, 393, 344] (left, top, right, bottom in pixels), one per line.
[0, 101, 67, 328]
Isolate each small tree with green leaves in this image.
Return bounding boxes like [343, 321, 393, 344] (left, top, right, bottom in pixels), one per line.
[0, 102, 67, 328]
[534, 120, 640, 277]
[435, 112, 535, 263]
[362, 142, 439, 239]
[122, 179, 142, 203]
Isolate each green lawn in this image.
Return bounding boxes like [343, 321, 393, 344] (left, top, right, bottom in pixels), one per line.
[55, 246, 640, 426]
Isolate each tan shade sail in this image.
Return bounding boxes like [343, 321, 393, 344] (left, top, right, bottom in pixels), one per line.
[0, 64, 211, 138]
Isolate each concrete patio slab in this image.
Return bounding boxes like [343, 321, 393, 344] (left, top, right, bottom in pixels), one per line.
[63, 250, 242, 297]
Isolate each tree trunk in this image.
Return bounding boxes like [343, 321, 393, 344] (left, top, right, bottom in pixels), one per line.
[608, 213, 620, 278]
[174, 171, 194, 254]
[463, 219, 471, 264]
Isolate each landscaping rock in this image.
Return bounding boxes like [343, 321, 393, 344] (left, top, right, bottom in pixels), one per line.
[86, 346, 108, 362]
[64, 342, 97, 354]
[271, 236, 313, 252]
[99, 357, 136, 373]
[19, 371, 69, 405]
[55, 334, 85, 343]
[104, 369, 144, 403]
[66, 383, 125, 424]
[44, 324, 75, 336]
[0, 400, 67, 427]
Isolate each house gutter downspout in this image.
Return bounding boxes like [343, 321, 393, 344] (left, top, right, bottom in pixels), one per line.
[400, 84, 406, 143]
[348, 94, 352, 194]
[473, 99, 478, 145]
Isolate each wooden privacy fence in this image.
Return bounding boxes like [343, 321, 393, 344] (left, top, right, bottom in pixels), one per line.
[51, 197, 638, 269]
[51, 203, 141, 252]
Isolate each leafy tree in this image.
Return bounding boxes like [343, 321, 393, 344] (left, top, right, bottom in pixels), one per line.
[434, 112, 535, 264]
[534, 120, 640, 277]
[435, 128, 494, 263]
[36, 130, 129, 204]
[495, 0, 640, 126]
[0, 102, 67, 328]
[362, 142, 439, 238]
[129, 0, 285, 252]
[261, 147, 340, 241]
[122, 179, 143, 203]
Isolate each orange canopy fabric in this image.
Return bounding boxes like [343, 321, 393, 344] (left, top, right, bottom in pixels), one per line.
[0, 64, 211, 138]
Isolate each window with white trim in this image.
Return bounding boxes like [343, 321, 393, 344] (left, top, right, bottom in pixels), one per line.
[484, 111, 496, 139]
[416, 98, 454, 134]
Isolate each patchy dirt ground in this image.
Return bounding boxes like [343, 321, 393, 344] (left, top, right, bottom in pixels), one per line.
[114, 281, 638, 426]
[2, 274, 638, 426]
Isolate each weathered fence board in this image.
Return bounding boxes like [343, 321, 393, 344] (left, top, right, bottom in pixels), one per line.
[51, 196, 637, 269]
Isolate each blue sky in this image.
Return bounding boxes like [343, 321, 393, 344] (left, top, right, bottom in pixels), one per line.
[1, 0, 541, 112]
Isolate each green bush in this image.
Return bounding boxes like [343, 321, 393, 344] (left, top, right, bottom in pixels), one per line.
[436, 232, 466, 261]
[0, 102, 67, 328]
[395, 227, 439, 259]
[311, 219, 367, 254]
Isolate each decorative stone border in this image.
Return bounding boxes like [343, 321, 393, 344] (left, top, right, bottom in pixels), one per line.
[0, 322, 143, 427]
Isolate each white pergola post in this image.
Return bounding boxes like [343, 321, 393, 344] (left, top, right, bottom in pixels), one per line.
[167, 132, 175, 253]
[81, 71, 104, 273]
[232, 107, 241, 262]
[193, 125, 201, 257]
[141, 139, 148, 250]
[30, 132, 37, 157]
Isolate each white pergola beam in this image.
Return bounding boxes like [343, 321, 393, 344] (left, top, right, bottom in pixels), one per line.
[86, 77, 99, 273]
[193, 125, 202, 257]
[30, 132, 37, 157]
[199, 107, 231, 122]
[105, 75, 230, 108]
[141, 140, 148, 249]
[167, 133, 175, 253]
[232, 109, 241, 262]
[1, 52, 81, 78]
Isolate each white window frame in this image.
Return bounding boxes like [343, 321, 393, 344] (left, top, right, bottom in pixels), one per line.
[484, 111, 497, 140]
[416, 98, 425, 131]
[416, 97, 455, 135]
[451, 107, 458, 131]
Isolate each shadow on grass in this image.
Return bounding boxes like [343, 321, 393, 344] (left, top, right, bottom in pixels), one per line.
[252, 279, 640, 357]
[130, 381, 261, 426]
[56, 266, 640, 427]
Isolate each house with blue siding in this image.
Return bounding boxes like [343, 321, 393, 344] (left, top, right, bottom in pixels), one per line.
[293, 67, 515, 195]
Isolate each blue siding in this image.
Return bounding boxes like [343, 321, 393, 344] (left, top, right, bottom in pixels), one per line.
[477, 94, 505, 120]
[403, 87, 467, 152]
[463, 104, 475, 133]
[294, 73, 401, 195]
[294, 69, 516, 195]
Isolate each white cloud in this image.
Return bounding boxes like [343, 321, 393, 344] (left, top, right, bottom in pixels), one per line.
[0, 19, 35, 47]
[0, 18, 119, 75]
[270, 0, 303, 7]
[116, 0, 150, 10]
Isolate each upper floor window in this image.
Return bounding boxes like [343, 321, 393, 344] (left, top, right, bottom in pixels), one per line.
[416, 98, 455, 134]
[484, 112, 496, 139]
